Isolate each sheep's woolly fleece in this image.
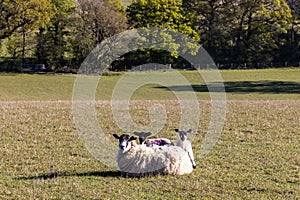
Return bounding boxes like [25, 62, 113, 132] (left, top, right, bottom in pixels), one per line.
[116, 141, 193, 177]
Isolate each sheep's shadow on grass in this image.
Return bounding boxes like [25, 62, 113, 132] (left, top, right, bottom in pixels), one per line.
[16, 171, 121, 180]
[16, 171, 170, 180]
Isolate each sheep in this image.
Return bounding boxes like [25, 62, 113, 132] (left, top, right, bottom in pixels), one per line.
[113, 133, 194, 177]
[175, 129, 196, 169]
[133, 131, 173, 147]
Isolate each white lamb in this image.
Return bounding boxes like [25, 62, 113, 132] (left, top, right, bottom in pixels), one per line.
[175, 129, 196, 169]
[133, 131, 173, 147]
[113, 133, 194, 177]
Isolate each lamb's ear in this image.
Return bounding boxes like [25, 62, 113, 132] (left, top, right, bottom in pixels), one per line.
[133, 131, 139, 135]
[134, 131, 152, 138]
[186, 129, 192, 134]
[175, 128, 179, 132]
[145, 132, 152, 137]
[129, 136, 137, 141]
[113, 134, 120, 139]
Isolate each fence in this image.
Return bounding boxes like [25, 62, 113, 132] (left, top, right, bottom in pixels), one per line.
[1, 57, 300, 72]
[216, 61, 300, 70]
[125, 62, 300, 71]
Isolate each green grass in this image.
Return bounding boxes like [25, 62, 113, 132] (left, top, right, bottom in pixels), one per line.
[0, 68, 300, 101]
[0, 73, 75, 101]
[0, 69, 299, 199]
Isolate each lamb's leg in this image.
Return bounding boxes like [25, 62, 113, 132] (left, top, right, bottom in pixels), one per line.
[188, 151, 196, 169]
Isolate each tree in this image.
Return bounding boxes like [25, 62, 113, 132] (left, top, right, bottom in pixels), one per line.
[118, 0, 200, 69]
[235, 0, 292, 63]
[7, 31, 37, 59]
[0, 0, 56, 40]
[281, 0, 300, 64]
[185, 0, 292, 65]
[77, 0, 127, 44]
[127, 0, 199, 40]
[183, 0, 232, 63]
[71, 0, 127, 67]
[35, 0, 76, 69]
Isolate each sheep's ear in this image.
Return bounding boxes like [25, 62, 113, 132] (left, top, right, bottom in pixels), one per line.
[134, 131, 152, 139]
[133, 131, 139, 135]
[186, 129, 192, 134]
[175, 128, 179, 132]
[133, 132, 144, 137]
[145, 132, 152, 137]
[112, 134, 120, 139]
[129, 136, 137, 141]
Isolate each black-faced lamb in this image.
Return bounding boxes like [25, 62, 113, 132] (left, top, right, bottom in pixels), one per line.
[113, 133, 194, 177]
[133, 131, 173, 147]
[175, 129, 196, 169]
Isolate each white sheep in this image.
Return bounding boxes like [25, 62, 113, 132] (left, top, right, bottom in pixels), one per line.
[133, 131, 173, 147]
[175, 129, 196, 169]
[113, 133, 194, 177]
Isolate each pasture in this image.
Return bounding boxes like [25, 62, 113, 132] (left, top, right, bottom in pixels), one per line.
[0, 68, 299, 199]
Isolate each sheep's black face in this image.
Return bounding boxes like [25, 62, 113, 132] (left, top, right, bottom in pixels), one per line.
[119, 135, 130, 150]
[113, 134, 137, 152]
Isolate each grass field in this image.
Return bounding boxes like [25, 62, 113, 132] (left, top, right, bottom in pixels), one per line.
[0, 69, 299, 199]
[0, 68, 299, 101]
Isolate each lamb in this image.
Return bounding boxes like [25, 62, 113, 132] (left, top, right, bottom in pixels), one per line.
[133, 131, 173, 147]
[175, 129, 196, 169]
[113, 133, 194, 177]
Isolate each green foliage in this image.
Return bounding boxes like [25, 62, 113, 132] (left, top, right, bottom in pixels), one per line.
[70, 0, 127, 68]
[127, 0, 199, 41]
[108, 0, 126, 13]
[185, 0, 293, 64]
[280, 0, 300, 64]
[239, 0, 292, 62]
[35, 0, 77, 69]
[0, 0, 299, 70]
[6, 31, 37, 59]
[119, 0, 200, 69]
[0, 0, 56, 40]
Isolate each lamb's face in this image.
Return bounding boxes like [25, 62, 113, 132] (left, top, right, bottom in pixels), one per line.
[175, 129, 192, 141]
[113, 134, 137, 153]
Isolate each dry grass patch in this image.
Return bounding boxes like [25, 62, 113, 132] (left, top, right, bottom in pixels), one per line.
[0, 100, 299, 199]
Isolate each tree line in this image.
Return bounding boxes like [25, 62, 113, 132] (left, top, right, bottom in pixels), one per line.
[0, 0, 299, 72]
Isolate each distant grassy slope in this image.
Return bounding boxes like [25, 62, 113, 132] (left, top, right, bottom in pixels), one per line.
[0, 74, 75, 101]
[0, 68, 299, 101]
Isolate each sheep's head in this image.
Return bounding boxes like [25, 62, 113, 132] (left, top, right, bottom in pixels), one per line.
[175, 128, 192, 141]
[113, 134, 137, 152]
